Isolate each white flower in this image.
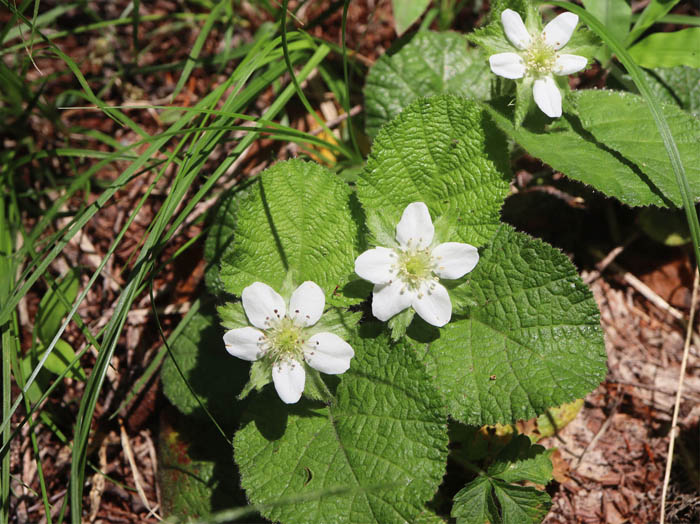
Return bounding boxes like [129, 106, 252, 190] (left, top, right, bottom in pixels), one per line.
[354, 202, 479, 327]
[488, 9, 587, 118]
[223, 281, 354, 404]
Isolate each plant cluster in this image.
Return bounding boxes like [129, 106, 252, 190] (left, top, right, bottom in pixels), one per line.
[1, 0, 697, 522]
[159, 1, 697, 522]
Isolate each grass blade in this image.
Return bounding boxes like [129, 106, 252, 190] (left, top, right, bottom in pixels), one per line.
[171, 0, 227, 100]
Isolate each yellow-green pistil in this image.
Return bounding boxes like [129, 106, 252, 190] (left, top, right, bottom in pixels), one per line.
[263, 316, 306, 361]
[524, 35, 556, 76]
[394, 248, 437, 292]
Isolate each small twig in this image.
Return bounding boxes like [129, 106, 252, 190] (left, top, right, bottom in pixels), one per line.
[575, 385, 622, 469]
[141, 429, 162, 515]
[88, 440, 107, 522]
[590, 247, 685, 322]
[284, 104, 363, 156]
[126, 301, 191, 324]
[519, 185, 586, 208]
[311, 104, 363, 135]
[660, 267, 699, 524]
[119, 420, 161, 521]
[584, 234, 639, 285]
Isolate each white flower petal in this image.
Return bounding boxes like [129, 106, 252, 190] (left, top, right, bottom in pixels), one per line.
[272, 359, 305, 404]
[489, 52, 526, 79]
[552, 54, 587, 75]
[412, 282, 452, 327]
[241, 282, 286, 329]
[542, 12, 578, 50]
[501, 9, 532, 50]
[354, 247, 396, 284]
[396, 202, 434, 250]
[533, 76, 562, 118]
[432, 242, 480, 280]
[371, 281, 414, 321]
[305, 333, 354, 374]
[223, 327, 265, 361]
[289, 281, 325, 327]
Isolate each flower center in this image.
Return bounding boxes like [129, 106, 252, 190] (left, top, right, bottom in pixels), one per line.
[396, 248, 435, 291]
[524, 35, 556, 76]
[266, 316, 305, 360]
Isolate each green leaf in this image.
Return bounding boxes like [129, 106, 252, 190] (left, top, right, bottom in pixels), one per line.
[364, 31, 491, 138]
[358, 95, 511, 248]
[646, 66, 700, 116]
[492, 480, 551, 523]
[237, 359, 273, 400]
[161, 306, 249, 422]
[486, 101, 650, 204]
[159, 411, 245, 520]
[219, 159, 360, 306]
[391, 0, 431, 36]
[34, 340, 86, 381]
[581, 0, 630, 61]
[427, 225, 606, 425]
[575, 89, 700, 207]
[388, 307, 415, 341]
[36, 269, 80, 345]
[20, 355, 51, 407]
[159, 306, 252, 519]
[452, 435, 552, 524]
[514, 76, 535, 127]
[452, 476, 500, 524]
[582, 0, 631, 43]
[414, 508, 448, 524]
[612, 66, 700, 116]
[563, 24, 601, 59]
[628, 29, 700, 68]
[204, 184, 252, 296]
[627, 0, 680, 44]
[638, 207, 691, 246]
[217, 301, 248, 330]
[233, 329, 448, 524]
[484, 90, 699, 208]
[308, 307, 362, 341]
[487, 435, 553, 485]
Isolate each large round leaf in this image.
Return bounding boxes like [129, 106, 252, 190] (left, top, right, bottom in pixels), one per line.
[219, 159, 361, 305]
[358, 94, 510, 248]
[234, 330, 448, 524]
[365, 31, 491, 138]
[427, 225, 606, 425]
